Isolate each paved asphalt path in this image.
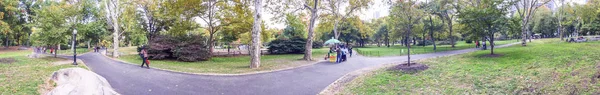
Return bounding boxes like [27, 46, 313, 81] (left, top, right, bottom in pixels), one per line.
[73, 43, 518, 95]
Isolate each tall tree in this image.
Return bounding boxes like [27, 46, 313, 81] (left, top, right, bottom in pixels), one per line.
[458, 0, 509, 55]
[426, 0, 459, 48]
[389, 0, 424, 65]
[1, 0, 20, 47]
[31, 1, 70, 57]
[554, 0, 564, 40]
[137, 0, 167, 41]
[510, 0, 550, 46]
[422, 15, 444, 50]
[196, 0, 228, 58]
[266, 0, 320, 60]
[104, 0, 122, 57]
[250, 0, 262, 68]
[322, 0, 371, 39]
[220, 0, 253, 48]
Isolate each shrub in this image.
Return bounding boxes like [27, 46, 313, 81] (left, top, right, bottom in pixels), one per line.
[268, 36, 306, 54]
[465, 40, 473, 44]
[417, 40, 433, 46]
[172, 35, 210, 61]
[312, 41, 324, 49]
[437, 40, 457, 45]
[148, 35, 210, 62]
[148, 35, 177, 59]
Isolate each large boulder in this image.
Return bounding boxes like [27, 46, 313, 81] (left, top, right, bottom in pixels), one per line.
[47, 68, 119, 95]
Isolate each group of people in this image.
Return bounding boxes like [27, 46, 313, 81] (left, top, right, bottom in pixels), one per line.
[475, 40, 487, 50]
[327, 45, 353, 63]
[93, 46, 104, 52]
[32, 47, 51, 54]
[475, 37, 490, 50]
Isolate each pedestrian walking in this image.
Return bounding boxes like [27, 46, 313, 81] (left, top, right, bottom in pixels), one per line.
[140, 46, 150, 68]
[336, 46, 341, 63]
[482, 41, 487, 50]
[475, 41, 480, 48]
[349, 47, 353, 57]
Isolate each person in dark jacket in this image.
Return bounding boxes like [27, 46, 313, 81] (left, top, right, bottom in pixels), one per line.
[140, 46, 149, 68]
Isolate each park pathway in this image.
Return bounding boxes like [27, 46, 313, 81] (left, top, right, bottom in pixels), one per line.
[75, 43, 519, 95]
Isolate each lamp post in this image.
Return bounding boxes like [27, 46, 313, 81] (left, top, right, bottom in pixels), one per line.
[73, 29, 78, 65]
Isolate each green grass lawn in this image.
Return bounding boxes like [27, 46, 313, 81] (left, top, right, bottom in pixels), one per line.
[0, 50, 87, 94]
[355, 39, 520, 57]
[345, 39, 600, 94]
[117, 48, 330, 74]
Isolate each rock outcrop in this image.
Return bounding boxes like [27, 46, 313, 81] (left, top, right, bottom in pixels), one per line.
[47, 68, 119, 95]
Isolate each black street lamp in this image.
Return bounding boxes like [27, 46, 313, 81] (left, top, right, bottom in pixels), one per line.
[73, 29, 78, 65]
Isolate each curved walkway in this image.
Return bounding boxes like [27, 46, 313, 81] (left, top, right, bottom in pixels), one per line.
[75, 43, 518, 95]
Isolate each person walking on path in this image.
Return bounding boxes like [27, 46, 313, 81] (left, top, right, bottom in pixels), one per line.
[140, 47, 150, 68]
[482, 41, 487, 50]
[348, 46, 353, 57]
[475, 41, 480, 48]
[336, 46, 342, 63]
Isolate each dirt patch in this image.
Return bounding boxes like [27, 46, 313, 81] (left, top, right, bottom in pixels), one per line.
[0, 58, 16, 64]
[388, 62, 429, 73]
[481, 54, 504, 58]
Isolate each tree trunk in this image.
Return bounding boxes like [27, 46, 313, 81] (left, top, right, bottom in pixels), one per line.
[15, 34, 20, 46]
[521, 23, 528, 46]
[304, 0, 318, 61]
[448, 20, 454, 48]
[27, 33, 31, 46]
[209, 33, 214, 58]
[429, 16, 436, 50]
[87, 40, 91, 49]
[528, 30, 532, 42]
[422, 32, 426, 47]
[490, 34, 494, 55]
[112, 30, 119, 58]
[127, 41, 131, 47]
[333, 20, 340, 39]
[250, 0, 262, 68]
[55, 44, 59, 58]
[4, 36, 9, 48]
[407, 28, 412, 66]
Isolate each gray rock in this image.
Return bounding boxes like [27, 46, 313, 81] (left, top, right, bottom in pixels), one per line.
[48, 68, 119, 95]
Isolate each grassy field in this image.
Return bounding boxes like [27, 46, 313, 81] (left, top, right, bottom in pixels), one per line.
[344, 39, 600, 94]
[117, 48, 330, 74]
[355, 39, 520, 57]
[0, 50, 87, 94]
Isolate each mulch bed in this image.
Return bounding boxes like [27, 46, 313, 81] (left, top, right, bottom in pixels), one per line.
[388, 62, 429, 73]
[0, 58, 16, 64]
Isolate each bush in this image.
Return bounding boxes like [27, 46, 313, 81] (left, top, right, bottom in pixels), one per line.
[416, 40, 433, 46]
[148, 35, 210, 62]
[465, 40, 473, 44]
[437, 40, 457, 45]
[172, 35, 210, 61]
[268, 37, 306, 54]
[312, 41, 324, 49]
